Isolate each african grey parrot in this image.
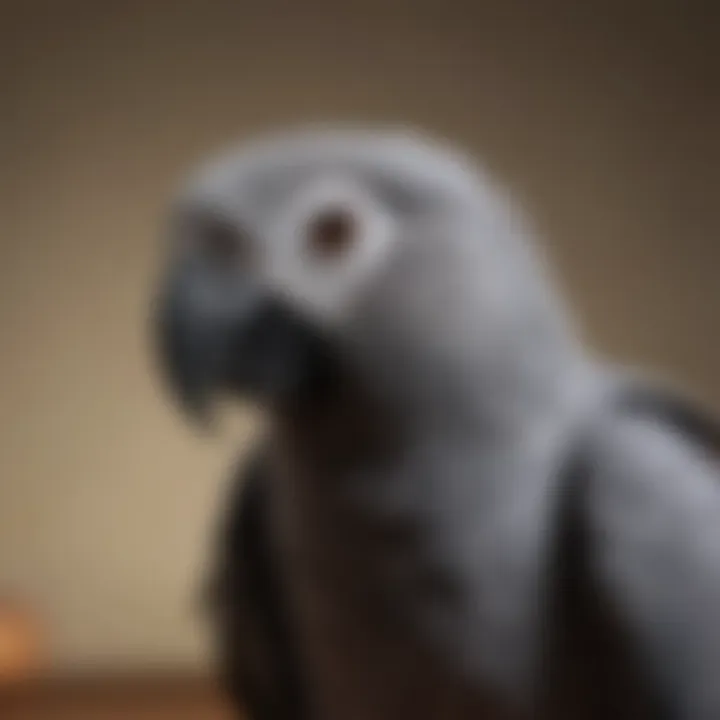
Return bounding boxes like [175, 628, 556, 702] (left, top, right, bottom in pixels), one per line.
[153, 126, 720, 720]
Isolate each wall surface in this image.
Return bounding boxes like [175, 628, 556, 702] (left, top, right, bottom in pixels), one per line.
[0, 0, 718, 671]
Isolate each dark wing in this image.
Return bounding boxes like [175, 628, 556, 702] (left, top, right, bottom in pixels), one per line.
[205, 444, 308, 720]
[567, 379, 720, 720]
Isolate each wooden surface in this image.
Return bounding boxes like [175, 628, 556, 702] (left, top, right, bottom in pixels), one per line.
[0, 675, 236, 720]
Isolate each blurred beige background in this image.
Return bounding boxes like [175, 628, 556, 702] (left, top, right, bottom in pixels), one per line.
[0, 0, 717, 674]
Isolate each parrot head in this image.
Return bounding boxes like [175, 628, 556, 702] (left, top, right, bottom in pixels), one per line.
[155, 126, 576, 422]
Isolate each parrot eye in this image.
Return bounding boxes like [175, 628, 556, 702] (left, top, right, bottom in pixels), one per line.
[305, 206, 358, 260]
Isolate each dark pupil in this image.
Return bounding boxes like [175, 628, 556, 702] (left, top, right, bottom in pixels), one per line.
[309, 209, 356, 257]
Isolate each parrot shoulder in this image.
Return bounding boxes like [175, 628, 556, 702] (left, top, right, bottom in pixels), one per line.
[578, 377, 720, 718]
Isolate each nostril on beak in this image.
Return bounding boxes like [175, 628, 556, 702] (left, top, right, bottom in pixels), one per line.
[195, 215, 255, 272]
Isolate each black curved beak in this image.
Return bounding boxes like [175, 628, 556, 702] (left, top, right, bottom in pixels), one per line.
[154, 263, 330, 421]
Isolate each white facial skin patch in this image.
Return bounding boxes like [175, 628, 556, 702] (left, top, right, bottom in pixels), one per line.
[261, 175, 400, 328]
